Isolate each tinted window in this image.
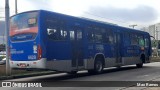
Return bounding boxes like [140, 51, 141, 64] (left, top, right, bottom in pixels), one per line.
[47, 19, 67, 41]
[131, 34, 138, 45]
[70, 31, 75, 40]
[10, 12, 38, 30]
[103, 29, 114, 44]
[87, 26, 113, 44]
[145, 38, 149, 47]
[87, 27, 94, 43]
[124, 33, 130, 46]
[77, 30, 82, 40]
[10, 11, 38, 42]
[138, 36, 145, 47]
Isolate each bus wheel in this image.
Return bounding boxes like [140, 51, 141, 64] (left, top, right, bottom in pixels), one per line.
[136, 63, 143, 68]
[88, 57, 104, 74]
[136, 55, 145, 68]
[94, 59, 104, 74]
[88, 70, 95, 74]
[116, 66, 121, 69]
[67, 71, 77, 75]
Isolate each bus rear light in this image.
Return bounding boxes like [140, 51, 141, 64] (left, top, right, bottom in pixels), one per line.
[37, 45, 42, 60]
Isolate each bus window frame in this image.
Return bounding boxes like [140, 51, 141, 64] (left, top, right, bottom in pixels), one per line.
[138, 35, 145, 47]
[130, 33, 139, 45]
[46, 18, 68, 41]
[10, 11, 39, 42]
[87, 26, 114, 45]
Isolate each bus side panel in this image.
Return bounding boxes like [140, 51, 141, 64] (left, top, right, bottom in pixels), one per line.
[40, 11, 72, 71]
[39, 11, 47, 59]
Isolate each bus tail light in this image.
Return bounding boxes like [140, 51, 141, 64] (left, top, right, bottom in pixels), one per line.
[37, 45, 42, 60]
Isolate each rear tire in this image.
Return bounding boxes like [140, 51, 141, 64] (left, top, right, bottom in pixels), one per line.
[94, 60, 104, 73]
[88, 70, 95, 74]
[136, 63, 143, 68]
[67, 71, 77, 75]
[88, 58, 104, 74]
[136, 55, 145, 68]
[116, 66, 121, 69]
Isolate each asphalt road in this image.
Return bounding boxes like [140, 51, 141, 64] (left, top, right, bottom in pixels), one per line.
[2, 62, 160, 90]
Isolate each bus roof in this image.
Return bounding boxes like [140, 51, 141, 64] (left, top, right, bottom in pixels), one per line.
[12, 10, 150, 35]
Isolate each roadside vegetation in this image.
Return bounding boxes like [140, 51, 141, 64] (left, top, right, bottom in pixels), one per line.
[0, 65, 55, 80]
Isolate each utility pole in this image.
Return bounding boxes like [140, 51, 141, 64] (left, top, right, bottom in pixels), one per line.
[5, 0, 11, 76]
[15, 0, 17, 14]
[156, 26, 160, 57]
[3, 33, 4, 45]
[129, 24, 137, 29]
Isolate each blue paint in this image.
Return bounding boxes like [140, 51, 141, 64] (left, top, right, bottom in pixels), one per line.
[10, 10, 152, 65]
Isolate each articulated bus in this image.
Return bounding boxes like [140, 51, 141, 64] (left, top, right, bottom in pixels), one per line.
[9, 10, 151, 74]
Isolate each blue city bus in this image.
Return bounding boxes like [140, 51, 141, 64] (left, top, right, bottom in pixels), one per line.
[9, 10, 151, 74]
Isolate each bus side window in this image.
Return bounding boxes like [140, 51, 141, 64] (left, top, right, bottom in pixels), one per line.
[77, 30, 82, 40]
[131, 34, 138, 45]
[145, 38, 149, 47]
[47, 28, 59, 40]
[94, 27, 103, 43]
[124, 33, 130, 46]
[87, 27, 94, 43]
[60, 28, 67, 40]
[102, 29, 113, 44]
[47, 19, 67, 41]
[138, 36, 145, 47]
[70, 31, 75, 40]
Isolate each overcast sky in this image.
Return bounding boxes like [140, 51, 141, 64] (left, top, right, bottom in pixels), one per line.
[0, 0, 160, 29]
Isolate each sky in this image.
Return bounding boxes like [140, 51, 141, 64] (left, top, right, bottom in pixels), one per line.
[0, 0, 160, 29]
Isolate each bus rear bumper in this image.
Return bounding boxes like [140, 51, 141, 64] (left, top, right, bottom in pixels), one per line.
[10, 58, 47, 69]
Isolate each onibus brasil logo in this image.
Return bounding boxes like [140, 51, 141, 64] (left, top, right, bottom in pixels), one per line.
[1, 82, 42, 87]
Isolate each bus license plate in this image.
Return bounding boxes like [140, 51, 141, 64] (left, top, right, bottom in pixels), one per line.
[20, 63, 27, 68]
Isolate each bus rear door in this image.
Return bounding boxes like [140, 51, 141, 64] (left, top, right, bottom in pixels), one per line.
[144, 35, 151, 62]
[70, 26, 84, 70]
[115, 32, 122, 65]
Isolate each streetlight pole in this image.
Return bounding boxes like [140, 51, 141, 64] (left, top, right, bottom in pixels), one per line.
[3, 33, 4, 45]
[5, 0, 11, 76]
[15, 0, 17, 14]
[129, 24, 137, 29]
[156, 27, 160, 57]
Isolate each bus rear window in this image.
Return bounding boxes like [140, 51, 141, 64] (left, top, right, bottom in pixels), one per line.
[10, 11, 38, 42]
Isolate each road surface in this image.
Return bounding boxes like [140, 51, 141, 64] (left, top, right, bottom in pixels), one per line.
[2, 62, 160, 90]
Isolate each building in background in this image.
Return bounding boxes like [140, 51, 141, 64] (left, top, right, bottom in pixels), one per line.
[155, 23, 160, 40]
[149, 25, 156, 39]
[143, 23, 160, 40]
[142, 23, 160, 57]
